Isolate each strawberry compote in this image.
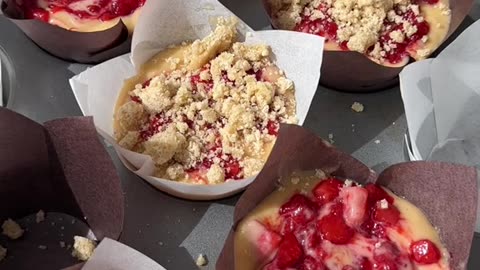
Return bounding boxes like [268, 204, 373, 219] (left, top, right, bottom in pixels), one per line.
[236, 174, 450, 270]
[20, 0, 145, 23]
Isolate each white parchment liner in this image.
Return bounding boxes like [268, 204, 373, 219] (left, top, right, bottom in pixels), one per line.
[399, 19, 480, 232]
[70, 0, 324, 200]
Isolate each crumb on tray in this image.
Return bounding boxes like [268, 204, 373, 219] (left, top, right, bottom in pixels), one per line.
[2, 219, 24, 240]
[351, 102, 364, 112]
[196, 254, 208, 266]
[36, 210, 45, 223]
[72, 236, 96, 261]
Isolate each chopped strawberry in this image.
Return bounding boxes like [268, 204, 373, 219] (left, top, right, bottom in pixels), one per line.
[279, 194, 316, 223]
[409, 240, 441, 264]
[318, 213, 354, 245]
[244, 220, 282, 264]
[365, 184, 394, 206]
[312, 178, 343, 205]
[130, 95, 141, 103]
[274, 233, 303, 268]
[142, 78, 152, 88]
[266, 120, 279, 136]
[372, 258, 398, 270]
[224, 155, 242, 180]
[190, 69, 213, 93]
[293, 222, 320, 249]
[185, 169, 208, 184]
[372, 205, 400, 226]
[26, 8, 50, 22]
[298, 256, 326, 270]
[361, 219, 387, 239]
[139, 114, 171, 141]
[360, 258, 373, 270]
[341, 186, 368, 227]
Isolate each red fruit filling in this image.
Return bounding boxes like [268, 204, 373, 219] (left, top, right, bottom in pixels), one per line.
[410, 239, 442, 264]
[21, 0, 145, 22]
[254, 178, 444, 269]
[293, 0, 437, 64]
[313, 178, 343, 205]
[139, 114, 171, 141]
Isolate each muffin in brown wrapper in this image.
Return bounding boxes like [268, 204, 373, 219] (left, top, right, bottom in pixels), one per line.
[0, 107, 124, 249]
[1, 0, 131, 64]
[262, 0, 474, 92]
[217, 124, 477, 270]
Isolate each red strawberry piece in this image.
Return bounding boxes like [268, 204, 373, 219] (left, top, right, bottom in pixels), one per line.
[317, 213, 354, 244]
[365, 184, 394, 206]
[361, 219, 387, 239]
[266, 120, 279, 136]
[274, 233, 303, 268]
[87, 4, 101, 14]
[130, 96, 142, 103]
[342, 266, 355, 270]
[294, 222, 320, 249]
[244, 220, 282, 263]
[27, 8, 50, 22]
[279, 194, 316, 222]
[360, 258, 373, 270]
[372, 258, 398, 270]
[246, 69, 263, 81]
[372, 205, 400, 226]
[224, 155, 242, 180]
[139, 114, 171, 141]
[185, 169, 208, 184]
[110, 0, 139, 16]
[298, 256, 326, 270]
[409, 240, 441, 264]
[142, 78, 152, 88]
[312, 178, 343, 205]
[341, 186, 368, 227]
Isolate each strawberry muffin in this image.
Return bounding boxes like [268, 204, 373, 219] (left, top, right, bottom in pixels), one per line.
[114, 18, 297, 185]
[267, 0, 451, 66]
[17, 0, 145, 32]
[235, 171, 451, 269]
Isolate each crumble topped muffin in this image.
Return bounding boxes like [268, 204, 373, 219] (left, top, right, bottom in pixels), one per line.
[269, 0, 451, 65]
[114, 18, 297, 185]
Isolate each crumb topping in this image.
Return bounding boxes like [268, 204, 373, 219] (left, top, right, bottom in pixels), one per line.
[72, 236, 96, 261]
[270, 0, 450, 64]
[2, 219, 24, 240]
[115, 18, 297, 184]
[0, 245, 6, 262]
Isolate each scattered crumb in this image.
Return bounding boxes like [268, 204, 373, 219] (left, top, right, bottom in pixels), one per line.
[379, 199, 389, 209]
[61, 226, 65, 230]
[71, 219, 76, 224]
[0, 245, 6, 261]
[374, 139, 381, 144]
[72, 236, 96, 261]
[351, 102, 364, 113]
[60, 241, 66, 248]
[344, 179, 353, 187]
[158, 241, 164, 246]
[196, 254, 208, 266]
[392, 122, 396, 125]
[51, 222, 55, 226]
[328, 133, 334, 144]
[2, 219, 24, 240]
[38, 245, 48, 250]
[291, 177, 300, 185]
[36, 210, 45, 223]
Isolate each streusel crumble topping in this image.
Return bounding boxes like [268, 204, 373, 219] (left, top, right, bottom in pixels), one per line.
[270, 0, 450, 64]
[115, 18, 297, 184]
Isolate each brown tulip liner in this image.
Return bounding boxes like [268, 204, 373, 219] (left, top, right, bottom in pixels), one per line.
[217, 124, 478, 270]
[0, 107, 124, 268]
[262, 0, 474, 92]
[1, 0, 131, 64]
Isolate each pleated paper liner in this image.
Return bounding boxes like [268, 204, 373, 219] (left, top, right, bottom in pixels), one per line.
[0, 108, 124, 269]
[217, 124, 478, 270]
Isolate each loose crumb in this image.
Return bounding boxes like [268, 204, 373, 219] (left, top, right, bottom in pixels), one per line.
[379, 199, 389, 209]
[344, 179, 353, 187]
[2, 219, 24, 240]
[0, 245, 6, 261]
[72, 236, 96, 261]
[328, 133, 334, 144]
[351, 102, 364, 113]
[36, 210, 45, 223]
[60, 241, 66, 248]
[196, 254, 208, 266]
[38, 245, 48, 250]
[374, 139, 381, 144]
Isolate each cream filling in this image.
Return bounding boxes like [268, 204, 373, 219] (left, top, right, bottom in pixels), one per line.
[235, 172, 450, 270]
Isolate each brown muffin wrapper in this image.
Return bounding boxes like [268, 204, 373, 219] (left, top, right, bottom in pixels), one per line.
[262, 0, 474, 91]
[1, 0, 130, 64]
[217, 124, 478, 270]
[0, 107, 124, 241]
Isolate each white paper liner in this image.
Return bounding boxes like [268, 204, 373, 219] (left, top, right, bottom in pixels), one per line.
[399, 19, 480, 232]
[70, 0, 324, 200]
[82, 238, 166, 270]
